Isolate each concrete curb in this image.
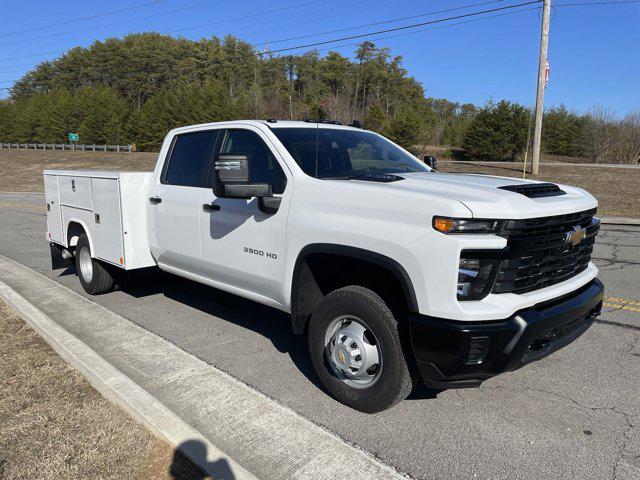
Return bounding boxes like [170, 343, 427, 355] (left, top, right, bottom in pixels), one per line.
[599, 216, 640, 226]
[0, 278, 258, 480]
[0, 254, 409, 480]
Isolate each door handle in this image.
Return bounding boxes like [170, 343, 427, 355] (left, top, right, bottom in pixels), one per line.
[202, 203, 221, 212]
[149, 196, 162, 205]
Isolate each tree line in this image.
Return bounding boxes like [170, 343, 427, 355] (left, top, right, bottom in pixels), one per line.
[463, 101, 640, 164]
[0, 33, 637, 163]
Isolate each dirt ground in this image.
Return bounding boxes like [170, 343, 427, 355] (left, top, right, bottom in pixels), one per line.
[0, 149, 637, 218]
[0, 150, 157, 192]
[0, 300, 206, 480]
[438, 161, 640, 218]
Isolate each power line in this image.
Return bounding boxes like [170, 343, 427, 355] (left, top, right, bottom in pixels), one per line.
[0, 0, 326, 48]
[0, 1, 167, 38]
[0, 50, 62, 63]
[0, 2, 542, 87]
[3, 0, 637, 87]
[254, 0, 510, 46]
[295, 6, 540, 54]
[198, 0, 370, 40]
[261, 0, 543, 54]
[0, 0, 226, 47]
[0, 0, 328, 64]
[555, 0, 640, 5]
[163, 0, 325, 34]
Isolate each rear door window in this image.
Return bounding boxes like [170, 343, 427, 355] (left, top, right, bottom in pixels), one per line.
[163, 130, 218, 187]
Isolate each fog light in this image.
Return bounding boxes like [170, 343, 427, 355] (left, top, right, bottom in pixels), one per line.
[457, 255, 499, 301]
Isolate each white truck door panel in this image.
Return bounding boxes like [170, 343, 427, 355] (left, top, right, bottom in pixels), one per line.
[199, 192, 288, 304]
[44, 174, 63, 243]
[199, 128, 290, 306]
[148, 185, 202, 273]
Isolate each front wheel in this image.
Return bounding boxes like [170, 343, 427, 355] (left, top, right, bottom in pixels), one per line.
[308, 286, 415, 413]
[75, 234, 115, 295]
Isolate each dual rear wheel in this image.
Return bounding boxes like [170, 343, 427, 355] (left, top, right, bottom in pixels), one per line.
[75, 234, 115, 295]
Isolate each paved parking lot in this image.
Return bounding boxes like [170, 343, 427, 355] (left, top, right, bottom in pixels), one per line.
[1, 192, 638, 480]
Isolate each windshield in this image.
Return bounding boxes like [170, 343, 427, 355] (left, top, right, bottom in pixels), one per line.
[271, 127, 429, 179]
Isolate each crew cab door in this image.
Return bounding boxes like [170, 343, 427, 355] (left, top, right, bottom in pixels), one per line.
[147, 129, 219, 274]
[199, 127, 291, 307]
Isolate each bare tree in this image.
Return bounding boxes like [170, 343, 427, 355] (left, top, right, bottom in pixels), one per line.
[582, 105, 617, 163]
[617, 110, 640, 164]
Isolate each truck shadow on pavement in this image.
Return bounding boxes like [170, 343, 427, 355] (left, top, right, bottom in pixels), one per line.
[119, 266, 326, 392]
[170, 439, 235, 479]
[86, 266, 441, 402]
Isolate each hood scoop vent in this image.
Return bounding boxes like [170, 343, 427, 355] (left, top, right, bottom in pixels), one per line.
[499, 183, 566, 198]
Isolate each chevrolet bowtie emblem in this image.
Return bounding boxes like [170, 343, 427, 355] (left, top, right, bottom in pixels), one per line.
[565, 225, 587, 246]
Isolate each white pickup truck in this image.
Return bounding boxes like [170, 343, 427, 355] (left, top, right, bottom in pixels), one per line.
[44, 120, 604, 413]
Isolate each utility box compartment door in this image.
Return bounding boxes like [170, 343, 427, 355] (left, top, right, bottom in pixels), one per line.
[44, 174, 63, 243]
[91, 177, 124, 265]
[59, 175, 93, 210]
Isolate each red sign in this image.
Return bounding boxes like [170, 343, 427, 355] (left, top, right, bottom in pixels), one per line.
[545, 61, 550, 87]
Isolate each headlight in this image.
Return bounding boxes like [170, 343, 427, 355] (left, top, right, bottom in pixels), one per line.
[433, 217, 501, 234]
[457, 255, 499, 301]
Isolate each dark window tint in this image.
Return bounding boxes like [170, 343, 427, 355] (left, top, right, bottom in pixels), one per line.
[271, 127, 429, 178]
[164, 131, 217, 187]
[221, 130, 287, 194]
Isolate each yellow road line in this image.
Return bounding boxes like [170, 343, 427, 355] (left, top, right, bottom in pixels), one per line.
[605, 296, 640, 307]
[603, 298, 640, 314]
[0, 202, 44, 210]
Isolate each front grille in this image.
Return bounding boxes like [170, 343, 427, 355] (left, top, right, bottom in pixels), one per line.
[492, 208, 599, 294]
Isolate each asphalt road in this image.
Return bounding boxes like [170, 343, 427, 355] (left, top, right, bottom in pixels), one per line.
[1, 192, 639, 480]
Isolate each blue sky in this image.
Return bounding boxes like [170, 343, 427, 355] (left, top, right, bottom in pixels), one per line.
[0, 0, 638, 115]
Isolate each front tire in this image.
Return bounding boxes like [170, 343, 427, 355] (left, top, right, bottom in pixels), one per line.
[308, 286, 415, 413]
[75, 234, 114, 295]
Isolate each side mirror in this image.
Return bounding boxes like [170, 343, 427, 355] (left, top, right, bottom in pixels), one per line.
[423, 155, 438, 170]
[215, 153, 268, 198]
[213, 153, 281, 214]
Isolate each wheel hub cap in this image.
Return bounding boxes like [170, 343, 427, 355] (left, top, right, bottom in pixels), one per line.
[78, 247, 93, 283]
[325, 317, 381, 388]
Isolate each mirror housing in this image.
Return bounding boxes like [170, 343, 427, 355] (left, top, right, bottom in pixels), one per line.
[423, 155, 438, 170]
[215, 153, 250, 183]
[258, 196, 282, 215]
[213, 153, 280, 213]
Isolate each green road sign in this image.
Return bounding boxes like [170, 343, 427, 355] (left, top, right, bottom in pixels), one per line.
[68, 133, 79, 142]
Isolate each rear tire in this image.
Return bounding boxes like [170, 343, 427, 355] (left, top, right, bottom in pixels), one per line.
[308, 286, 415, 413]
[75, 234, 114, 295]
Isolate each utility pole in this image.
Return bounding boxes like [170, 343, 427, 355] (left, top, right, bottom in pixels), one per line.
[531, 0, 551, 175]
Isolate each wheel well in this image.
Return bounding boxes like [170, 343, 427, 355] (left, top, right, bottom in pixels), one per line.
[291, 246, 418, 334]
[66, 222, 86, 248]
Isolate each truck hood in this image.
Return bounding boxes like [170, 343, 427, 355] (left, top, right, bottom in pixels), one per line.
[396, 172, 598, 219]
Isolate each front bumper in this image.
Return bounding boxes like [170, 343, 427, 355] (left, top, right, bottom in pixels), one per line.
[410, 278, 604, 389]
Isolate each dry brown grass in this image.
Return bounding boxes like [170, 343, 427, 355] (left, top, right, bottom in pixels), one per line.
[0, 150, 157, 192]
[438, 162, 640, 218]
[0, 300, 204, 480]
[0, 149, 637, 217]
